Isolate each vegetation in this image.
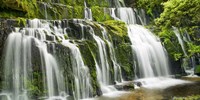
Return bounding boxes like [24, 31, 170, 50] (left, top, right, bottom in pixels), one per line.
[0, 0, 200, 99]
[135, 0, 166, 19]
[173, 95, 200, 100]
[133, 0, 200, 61]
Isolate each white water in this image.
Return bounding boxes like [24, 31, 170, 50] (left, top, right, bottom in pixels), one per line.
[1, 19, 94, 100]
[173, 28, 198, 76]
[98, 24, 123, 82]
[88, 26, 118, 93]
[128, 25, 170, 78]
[107, 0, 125, 7]
[108, 3, 171, 78]
[62, 40, 92, 99]
[2, 27, 65, 100]
[109, 8, 146, 25]
[173, 27, 187, 56]
[135, 77, 191, 89]
[91, 30, 110, 85]
[116, 8, 137, 24]
[84, 1, 93, 20]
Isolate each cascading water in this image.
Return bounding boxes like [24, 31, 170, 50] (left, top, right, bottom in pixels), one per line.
[88, 26, 115, 93]
[0, 0, 194, 99]
[173, 26, 188, 56]
[84, 1, 93, 21]
[109, 0, 191, 89]
[62, 40, 92, 99]
[0, 19, 96, 100]
[116, 8, 137, 24]
[172, 27, 197, 76]
[98, 24, 123, 83]
[1, 19, 66, 100]
[128, 25, 170, 78]
[110, 6, 170, 78]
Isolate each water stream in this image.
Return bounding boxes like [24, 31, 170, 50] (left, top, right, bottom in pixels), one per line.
[0, 0, 197, 100]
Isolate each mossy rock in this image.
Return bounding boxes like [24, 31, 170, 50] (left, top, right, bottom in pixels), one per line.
[115, 43, 134, 81]
[77, 40, 102, 96]
[195, 65, 200, 76]
[91, 6, 112, 22]
[103, 20, 127, 37]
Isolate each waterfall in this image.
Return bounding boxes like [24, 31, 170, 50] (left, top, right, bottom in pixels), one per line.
[2, 23, 66, 99]
[116, 8, 137, 24]
[107, 0, 125, 7]
[172, 27, 197, 76]
[1, 19, 96, 100]
[128, 25, 170, 78]
[109, 8, 146, 25]
[173, 26, 187, 56]
[98, 24, 123, 82]
[62, 40, 92, 99]
[108, 4, 170, 78]
[89, 26, 111, 90]
[93, 31, 110, 85]
[84, 1, 93, 20]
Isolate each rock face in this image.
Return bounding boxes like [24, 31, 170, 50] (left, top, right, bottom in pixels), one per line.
[0, 19, 18, 58]
[0, 0, 199, 99]
[0, 18, 135, 99]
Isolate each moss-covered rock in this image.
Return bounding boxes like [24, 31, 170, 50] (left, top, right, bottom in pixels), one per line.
[195, 65, 200, 76]
[115, 43, 134, 80]
[103, 20, 127, 37]
[102, 20, 134, 80]
[91, 6, 112, 22]
[0, 0, 109, 19]
[77, 40, 102, 96]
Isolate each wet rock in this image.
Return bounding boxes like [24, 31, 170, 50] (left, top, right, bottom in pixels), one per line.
[96, 87, 103, 96]
[135, 82, 142, 87]
[114, 81, 135, 91]
[0, 19, 19, 58]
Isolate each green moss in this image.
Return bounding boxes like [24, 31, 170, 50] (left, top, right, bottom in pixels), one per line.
[26, 71, 46, 98]
[195, 65, 200, 75]
[103, 20, 127, 37]
[0, 8, 26, 18]
[73, 6, 84, 19]
[87, 0, 109, 7]
[17, 17, 27, 26]
[91, 6, 112, 22]
[173, 95, 200, 100]
[155, 0, 200, 28]
[77, 40, 101, 96]
[188, 43, 200, 56]
[115, 43, 134, 80]
[135, 0, 165, 20]
[157, 28, 184, 61]
[66, 5, 73, 19]
[1, 0, 39, 18]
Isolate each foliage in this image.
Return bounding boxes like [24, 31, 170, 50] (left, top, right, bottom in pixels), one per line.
[188, 43, 200, 56]
[152, 0, 200, 60]
[0, 0, 109, 19]
[135, 0, 166, 19]
[77, 40, 101, 95]
[156, 0, 200, 28]
[103, 20, 127, 37]
[173, 95, 200, 100]
[195, 65, 200, 74]
[91, 6, 112, 22]
[2, 0, 39, 18]
[115, 43, 134, 80]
